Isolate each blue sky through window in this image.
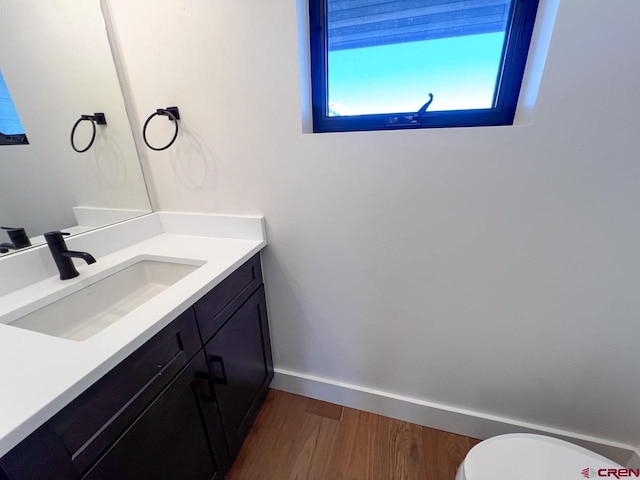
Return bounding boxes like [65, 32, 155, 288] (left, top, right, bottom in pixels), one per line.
[327, 32, 506, 116]
[0, 70, 26, 135]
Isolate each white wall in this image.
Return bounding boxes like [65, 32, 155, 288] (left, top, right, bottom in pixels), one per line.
[106, 0, 640, 450]
[0, 0, 150, 238]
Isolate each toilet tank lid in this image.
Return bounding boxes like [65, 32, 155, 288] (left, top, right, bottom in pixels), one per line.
[463, 434, 622, 480]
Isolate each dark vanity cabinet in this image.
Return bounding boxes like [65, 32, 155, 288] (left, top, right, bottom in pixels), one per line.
[0, 253, 273, 480]
[83, 351, 230, 480]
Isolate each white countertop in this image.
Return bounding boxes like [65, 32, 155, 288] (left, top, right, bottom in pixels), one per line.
[0, 213, 266, 457]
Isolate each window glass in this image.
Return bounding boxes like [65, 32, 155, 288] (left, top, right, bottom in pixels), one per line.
[0, 70, 27, 136]
[328, 32, 507, 115]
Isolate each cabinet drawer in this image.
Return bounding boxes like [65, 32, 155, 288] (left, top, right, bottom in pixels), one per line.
[49, 308, 201, 474]
[195, 253, 262, 343]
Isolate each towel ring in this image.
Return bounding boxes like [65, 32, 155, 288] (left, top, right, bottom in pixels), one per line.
[142, 106, 180, 151]
[70, 113, 106, 153]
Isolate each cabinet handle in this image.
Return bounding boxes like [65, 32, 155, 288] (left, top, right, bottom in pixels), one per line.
[194, 371, 216, 402]
[208, 355, 228, 385]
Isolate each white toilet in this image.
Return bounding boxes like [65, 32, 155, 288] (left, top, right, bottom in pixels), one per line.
[456, 434, 622, 480]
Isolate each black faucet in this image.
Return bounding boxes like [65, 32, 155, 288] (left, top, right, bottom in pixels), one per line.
[1, 226, 31, 249]
[44, 231, 96, 280]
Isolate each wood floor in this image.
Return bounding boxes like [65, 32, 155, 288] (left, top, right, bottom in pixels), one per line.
[226, 389, 481, 480]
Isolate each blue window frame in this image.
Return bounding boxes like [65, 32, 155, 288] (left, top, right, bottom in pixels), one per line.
[0, 70, 28, 145]
[309, 0, 540, 133]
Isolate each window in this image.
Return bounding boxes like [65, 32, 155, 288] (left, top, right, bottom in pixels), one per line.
[309, 0, 540, 132]
[0, 70, 28, 145]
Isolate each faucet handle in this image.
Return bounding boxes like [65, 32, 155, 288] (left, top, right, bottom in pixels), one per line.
[44, 231, 71, 244]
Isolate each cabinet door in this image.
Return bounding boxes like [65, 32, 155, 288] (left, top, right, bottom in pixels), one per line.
[83, 351, 231, 480]
[205, 285, 274, 458]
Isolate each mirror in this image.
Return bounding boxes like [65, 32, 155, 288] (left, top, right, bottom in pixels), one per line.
[0, 0, 151, 255]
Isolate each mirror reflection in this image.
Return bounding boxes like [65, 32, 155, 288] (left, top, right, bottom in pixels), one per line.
[0, 0, 151, 256]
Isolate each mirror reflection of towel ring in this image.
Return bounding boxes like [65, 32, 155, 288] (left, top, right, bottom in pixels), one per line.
[70, 113, 107, 153]
[142, 106, 180, 151]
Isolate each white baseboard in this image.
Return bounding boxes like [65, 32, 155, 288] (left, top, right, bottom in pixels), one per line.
[272, 368, 637, 466]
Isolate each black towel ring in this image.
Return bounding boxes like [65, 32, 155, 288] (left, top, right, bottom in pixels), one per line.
[70, 113, 107, 153]
[142, 106, 180, 151]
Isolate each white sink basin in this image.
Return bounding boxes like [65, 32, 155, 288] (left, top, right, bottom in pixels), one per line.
[8, 259, 200, 341]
